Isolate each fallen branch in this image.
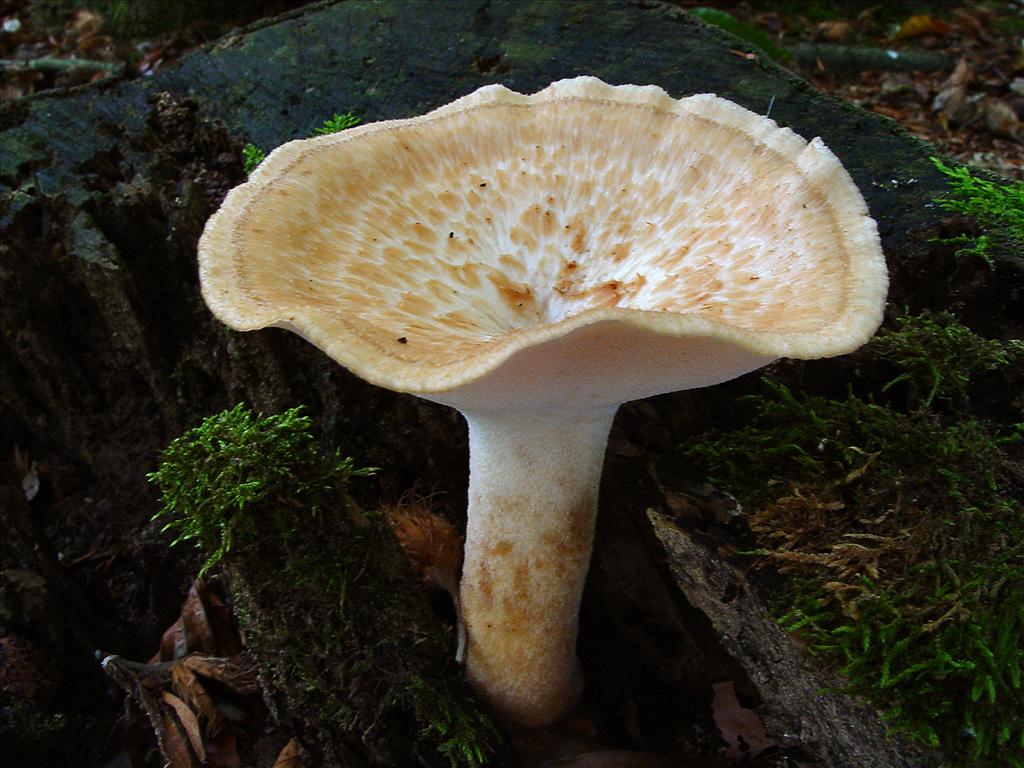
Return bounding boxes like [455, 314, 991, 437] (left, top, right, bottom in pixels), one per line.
[789, 43, 950, 76]
[0, 56, 123, 74]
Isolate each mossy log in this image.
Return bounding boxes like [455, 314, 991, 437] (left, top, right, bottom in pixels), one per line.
[1, 1, 1019, 766]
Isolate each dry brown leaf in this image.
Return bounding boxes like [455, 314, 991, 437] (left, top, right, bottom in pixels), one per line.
[158, 617, 188, 662]
[952, 8, 985, 38]
[873, 104, 910, 122]
[982, 97, 1023, 141]
[710, 681, 774, 760]
[273, 738, 305, 768]
[815, 20, 852, 43]
[204, 587, 243, 657]
[76, 33, 112, 57]
[65, 9, 103, 39]
[388, 504, 463, 595]
[933, 59, 978, 126]
[893, 14, 951, 40]
[104, 653, 253, 768]
[162, 690, 206, 763]
[103, 654, 199, 767]
[181, 581, 218, 655]
[388, 501, 467, 659]
[856, 4, 883, 26]
[13, 447, 39, 501]
[159, 707, 199, 768]
[206, 729, 242, 768]
[171, 664, 223, 737]
[182, 654, 260, 696]
[157, 581, 242, 661]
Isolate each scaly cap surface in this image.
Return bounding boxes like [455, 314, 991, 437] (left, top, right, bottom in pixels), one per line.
[198, 77, 887, 401]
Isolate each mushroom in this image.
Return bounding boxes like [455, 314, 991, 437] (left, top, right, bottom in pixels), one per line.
[197, 77, 887, 729]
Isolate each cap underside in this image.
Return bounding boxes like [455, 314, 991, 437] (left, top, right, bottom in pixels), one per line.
[198, 77, 887, 395]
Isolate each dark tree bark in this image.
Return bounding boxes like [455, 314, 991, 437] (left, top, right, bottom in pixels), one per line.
[2, 1, 1019, 766]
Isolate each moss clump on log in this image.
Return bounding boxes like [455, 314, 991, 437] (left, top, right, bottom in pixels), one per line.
[683, 316, 1023, 767]
[149, 404, 502, 767]
[930, 158, 1024, 269]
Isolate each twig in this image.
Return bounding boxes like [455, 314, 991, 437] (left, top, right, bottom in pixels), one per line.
[788, 44, 950, 76]
[0, 57, 123, 74]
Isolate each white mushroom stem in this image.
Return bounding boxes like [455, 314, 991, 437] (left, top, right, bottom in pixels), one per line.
[459, 406, 617, 728]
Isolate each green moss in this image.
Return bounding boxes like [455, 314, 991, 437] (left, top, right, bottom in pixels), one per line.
[931, 157, 1024, 268]
[241, 143, 265, 175]
[149, 404, 373, 576]
[871, 311, 1022, 408]
[411, 676, 501, 768]
[314, 112, 362, 135]
[150, 405, 502, 767]
[683, 316, 1023, 766]
[242, 111, 361, 176]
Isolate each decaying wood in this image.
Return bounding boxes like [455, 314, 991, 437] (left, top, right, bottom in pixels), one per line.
[4, 0, 1013, 765]
[647, 510, 932, 768]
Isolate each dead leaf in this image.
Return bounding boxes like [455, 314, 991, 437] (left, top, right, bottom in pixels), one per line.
[159, 705, 201, 768]
[158, 616, 188, 662]
[814, 20, 852, 43]
[856, 4, 882, 27]
[273, 738, 305, 768]
[102, 654, 203, 767]
[182, 654, 260, 695]
[952, 8, 985, 38]
[172, 664, 223, 737]
[66, 9, 103, 40]
[204, 585, 243, 656]
[181, 581, 218, 655]
[873, 105, 910, 122]
[388, 503, 462, 596]
[932, 59, 978, 126]
[206, 729, 242, 768]
[76, 33, 113, 57]
[982, 97, 1023, 141]
[103, 654, 251, 768]
[893, 14, 951, 40]
[162, 690, 206, 762]
[388, 501, 466, 659]
[13, 447, 39, 501]
[711, 681, 774, 760]
[158, 581, 244, 662]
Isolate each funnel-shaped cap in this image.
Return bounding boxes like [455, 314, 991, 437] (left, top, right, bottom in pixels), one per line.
[199, 77, 887, 410]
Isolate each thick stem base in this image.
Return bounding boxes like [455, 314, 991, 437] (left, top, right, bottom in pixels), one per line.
[459, 407, 616, 727]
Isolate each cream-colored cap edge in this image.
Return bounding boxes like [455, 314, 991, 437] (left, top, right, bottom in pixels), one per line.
[197, 76, 888, 395]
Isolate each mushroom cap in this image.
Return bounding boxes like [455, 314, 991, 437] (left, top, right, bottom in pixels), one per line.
[199, 77, 887, 409]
